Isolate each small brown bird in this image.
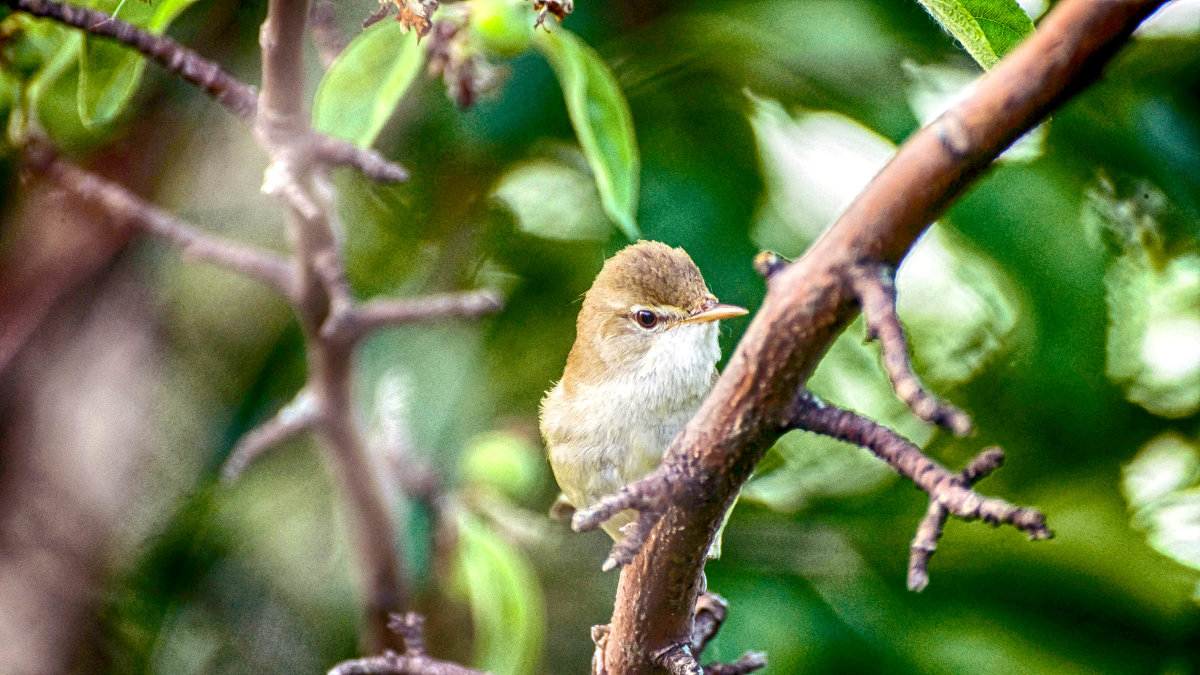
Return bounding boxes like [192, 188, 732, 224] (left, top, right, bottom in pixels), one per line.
[540, 241, 747, 554]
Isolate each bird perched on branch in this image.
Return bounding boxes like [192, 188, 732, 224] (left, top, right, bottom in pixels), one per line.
[540, 241, 747, 557]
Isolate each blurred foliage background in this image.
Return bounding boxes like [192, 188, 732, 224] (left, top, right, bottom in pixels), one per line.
[1, 0, 1199, 673]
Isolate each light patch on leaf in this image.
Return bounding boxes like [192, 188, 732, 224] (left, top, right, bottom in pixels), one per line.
[1085, 177, 1200, 418]
[1123, 432, 1200, 599]
[492, 148, 609, 241]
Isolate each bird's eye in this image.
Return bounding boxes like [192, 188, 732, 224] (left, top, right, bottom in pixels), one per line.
[634, 309, 658, 329]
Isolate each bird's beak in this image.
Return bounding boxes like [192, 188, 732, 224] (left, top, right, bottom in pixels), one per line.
[680, 302, 749, 325]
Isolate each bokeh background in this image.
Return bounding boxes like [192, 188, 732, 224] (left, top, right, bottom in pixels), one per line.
[1, 0, 1199, 673]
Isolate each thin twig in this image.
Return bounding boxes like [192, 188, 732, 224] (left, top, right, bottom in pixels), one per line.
[324, 289, 505, 345]
[21, 138, 296, 298]
[1, 0, 408, 182]
[310, 0, 350, 68]
[907, 447, 1006, 591]
[703, 654, 768, 675]
[327, 613, 485, 675]
[221, 390, 320, 482]
[846, 263, 972, 435]
[787, 391, 1050, 539]
[2, 0, 257, 119]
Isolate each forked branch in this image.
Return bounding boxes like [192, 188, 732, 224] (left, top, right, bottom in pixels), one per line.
[21, 138, 296, 298]
[327, 613, 484, 675]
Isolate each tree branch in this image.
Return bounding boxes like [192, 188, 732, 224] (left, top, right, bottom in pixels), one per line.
[787, 391, 1049, 537]
[323, 289, 506, 346]
[327, 613, 485, 675]
[907, 446, 1007, 592]
[21, 138, 296, 298]
[221, 390, 319, 482]
[846, 263, 972, 435]
[0, 0, 407, 182]
[570, 0, 1169, 672]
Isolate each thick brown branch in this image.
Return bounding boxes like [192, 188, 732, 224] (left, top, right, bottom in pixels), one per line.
[787, 392, 1050, 540]
[21, 139, 296, 298]
[221, 390, 319, 482]
[846, 263, 972, 436]
[597, 1, 1163, 671]
[908, 447, 1006, 591]
[324, 290, 505, 345]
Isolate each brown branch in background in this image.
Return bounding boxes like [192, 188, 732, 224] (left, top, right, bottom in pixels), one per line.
[220, 390, 319, 482]
[907, 447, 1006, 591]
[327, 613, 484, 675]
[846, 263, 972, 435]
[20, 138, 297, 298]
[0, 0, 408, 182]
[324, 289, 506, 345]
[309, 0, 350, 68]
[2, 0, 258, 120]
[568, 0, 1167, 672]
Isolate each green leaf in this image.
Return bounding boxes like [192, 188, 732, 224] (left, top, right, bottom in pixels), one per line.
[492, 148, 611, 241]
[312, 20, 422, 147]
[915, 0, 1034, 69]
[78, 0, 200, 127]
[451, 511, 544, 675]
[534, 27, 641, 240]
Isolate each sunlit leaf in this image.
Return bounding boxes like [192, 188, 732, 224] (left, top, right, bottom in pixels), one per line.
[915, 0, 1034, 69]
[492, 148, 610, 241]
[313, 20, 423, 147]
[533, 27, 640, 240]
[1085, 177, 1200, 418]
[78, 0, 200, 127]
[1123, 432, 1200, 599]
[451, 511, 544, 675]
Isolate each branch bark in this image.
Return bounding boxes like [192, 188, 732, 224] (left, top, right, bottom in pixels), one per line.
[586, 0, 1169, 671]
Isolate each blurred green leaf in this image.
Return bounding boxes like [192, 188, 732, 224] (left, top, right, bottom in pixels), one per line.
[534, 27, 641, 240]
[492, 148, 610, 241]
[78, 0, 199, 127]
[313, 20, 422, 147]
[1123, 432, 1200, 598]
[451, 511, 544, 675]
[460, 430, 543, 501]
[1085, 177, 1200, 418]
[915, 0, 1034, 69]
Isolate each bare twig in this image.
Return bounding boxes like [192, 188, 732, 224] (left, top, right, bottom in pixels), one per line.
[787, 391, 1050, 539]
[1, 0, 408, 182]
[310, 0, 350, 68]
[221, 390, 320, 482]
[846, 263, 972, 435]
[21, 138, 296, 298]
[327, 613, 485, 675]
[703, 654, 768, 675]
[583, 1, 1164, 671]
[908, 447, 1006, 591]
[2, 0, 258, 119]
[324, 290, 505, 345]
[751, 251, 790, 280]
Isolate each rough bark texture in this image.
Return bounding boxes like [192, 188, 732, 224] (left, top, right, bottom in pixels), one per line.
[601, 0, 1168, 671]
